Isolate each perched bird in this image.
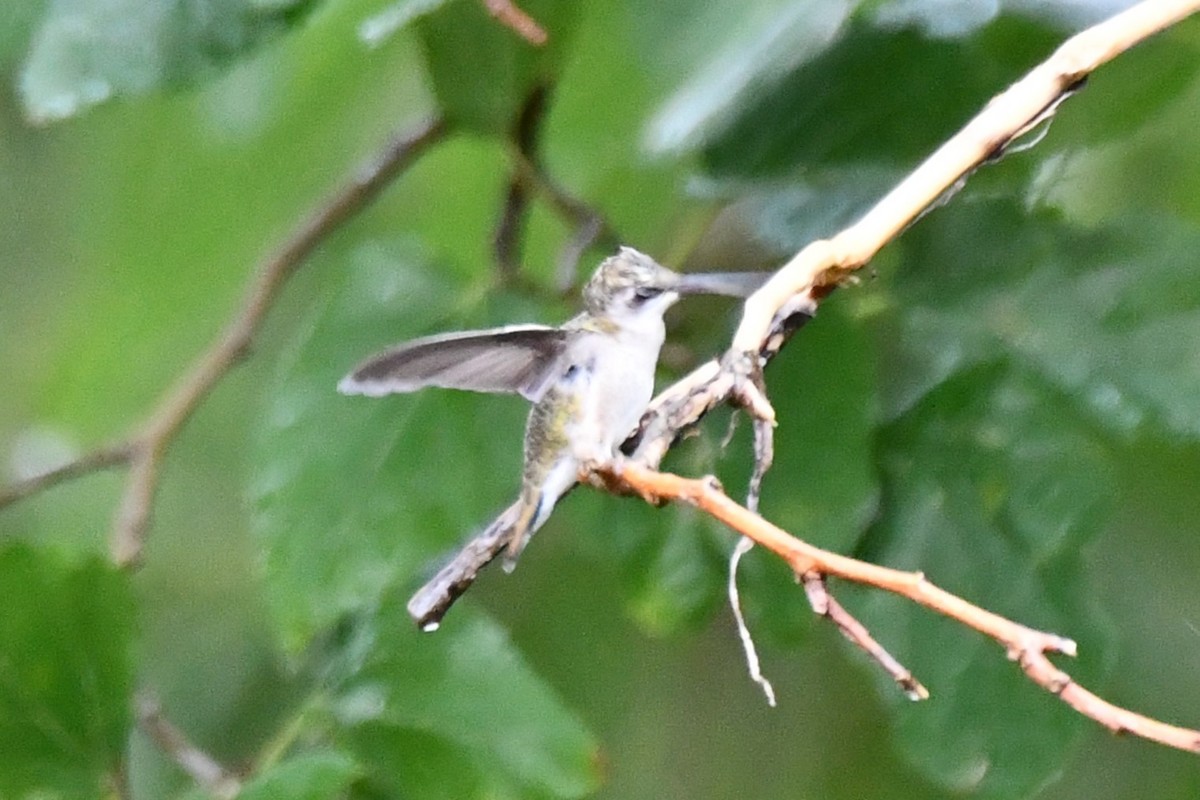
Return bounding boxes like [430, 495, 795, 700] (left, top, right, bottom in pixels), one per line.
[339, 247, 767, 628]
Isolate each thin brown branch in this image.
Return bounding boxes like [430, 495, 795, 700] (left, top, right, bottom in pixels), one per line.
[482, 0, 548, 46]
[495, 86, 551, 278]
[507, 149, 622, 290]
[611, 462, 1200, 754]
[492, 84, 620, 288]
[135, 690, 241, 799]
[495, 180, 533, 279]
[0, 443, 132, 513]
[802, 572, 929, 701]
[108, 115, 447, 566]
[511, 150, 618, 242]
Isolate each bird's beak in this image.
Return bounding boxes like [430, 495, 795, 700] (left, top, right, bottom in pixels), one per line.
[673, 270, 774, 298]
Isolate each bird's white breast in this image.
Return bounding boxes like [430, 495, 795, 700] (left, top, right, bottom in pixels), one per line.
[565, 318, 665, 462]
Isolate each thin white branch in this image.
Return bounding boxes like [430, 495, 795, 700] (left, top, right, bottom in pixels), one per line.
[732, 0, 1200, 352]
[728, 536, 776, 706]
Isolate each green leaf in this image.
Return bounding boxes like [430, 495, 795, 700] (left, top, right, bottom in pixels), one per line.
[359, 0, 449, 47]
[877, 199, 1200, 441]
[0, 0, 47, 69]
[867, 0, 1124, 39]
[1034, 67, 1200, 228]
[599, 498, 729, 636]
[19, 0, 309, 123]
[410, 0, 585, 134]
[857, 365, 1113, 796]
[0, 545, 134, 798]
[331, 591, 600, 799]
[239, 750, 360, 800]
[642, 0, 854, 157]
[698, 15, 1060, 177]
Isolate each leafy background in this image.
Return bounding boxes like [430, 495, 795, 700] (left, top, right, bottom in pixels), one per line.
[2, 0, 1200, 797]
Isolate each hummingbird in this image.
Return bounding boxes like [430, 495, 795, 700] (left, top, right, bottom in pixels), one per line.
[338, 247, 767, 628]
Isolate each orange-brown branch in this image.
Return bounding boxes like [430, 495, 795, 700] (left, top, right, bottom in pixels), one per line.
[482, 0, 548, 45]
[615, 462, 1200, 754]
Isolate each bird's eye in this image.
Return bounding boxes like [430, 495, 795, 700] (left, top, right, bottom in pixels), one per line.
[632, 286, 663, 304]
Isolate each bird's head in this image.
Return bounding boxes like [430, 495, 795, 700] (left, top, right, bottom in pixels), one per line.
[582, 246, 772, 321]
[582, 247, 681, 321]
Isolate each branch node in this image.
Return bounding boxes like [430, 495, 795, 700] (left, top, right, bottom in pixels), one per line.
[1053, 635, 1079, 658]
[801, 570, 829, 614]
[614, 465, 1200, 749]
[702, 474, 724, 495]
[1045, 670, 1073, 695]
[0, 442, 133, 515]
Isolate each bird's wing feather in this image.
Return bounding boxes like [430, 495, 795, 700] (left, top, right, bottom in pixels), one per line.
[338, 325, 570, 402]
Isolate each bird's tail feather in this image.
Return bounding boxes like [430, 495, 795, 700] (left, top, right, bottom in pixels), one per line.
[406, 499, 526, 631]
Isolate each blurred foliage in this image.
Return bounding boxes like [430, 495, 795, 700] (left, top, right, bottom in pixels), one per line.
[0, 546, 133, 798]
[3, 0, 1200, 798]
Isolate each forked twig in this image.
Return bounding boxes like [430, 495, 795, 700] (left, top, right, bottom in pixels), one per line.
[612, 463, 1200, 753]
[0, 443, 131, 514]
[402, 10, 1200, 712]
[623, 0, 1200, 724]
[135, 691, 240, 800]
[111, 115, 447, 565]
[802, 572, 928, 701]
[0, 115, 447, 564]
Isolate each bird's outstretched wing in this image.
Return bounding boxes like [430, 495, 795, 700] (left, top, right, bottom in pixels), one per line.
[338, 325, 571, 402]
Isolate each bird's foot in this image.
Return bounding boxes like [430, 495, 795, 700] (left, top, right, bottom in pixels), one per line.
[721, 350, 777, 426]
[501, 527, 529, 573]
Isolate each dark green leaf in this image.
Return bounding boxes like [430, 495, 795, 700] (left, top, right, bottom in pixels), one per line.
[332, 591, 600, 799]
[699, 16, 1060, 177]
[642, 0, 854, 157]
[0, 545, 134, 798]
[857, 365, 1113, 796]
[20, 0, 310, 122]
[867, 0, 1124, 39]
[877, 199, 1200, 441]
[411, 0, 585, 134]
[600, 498, 729, 636]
